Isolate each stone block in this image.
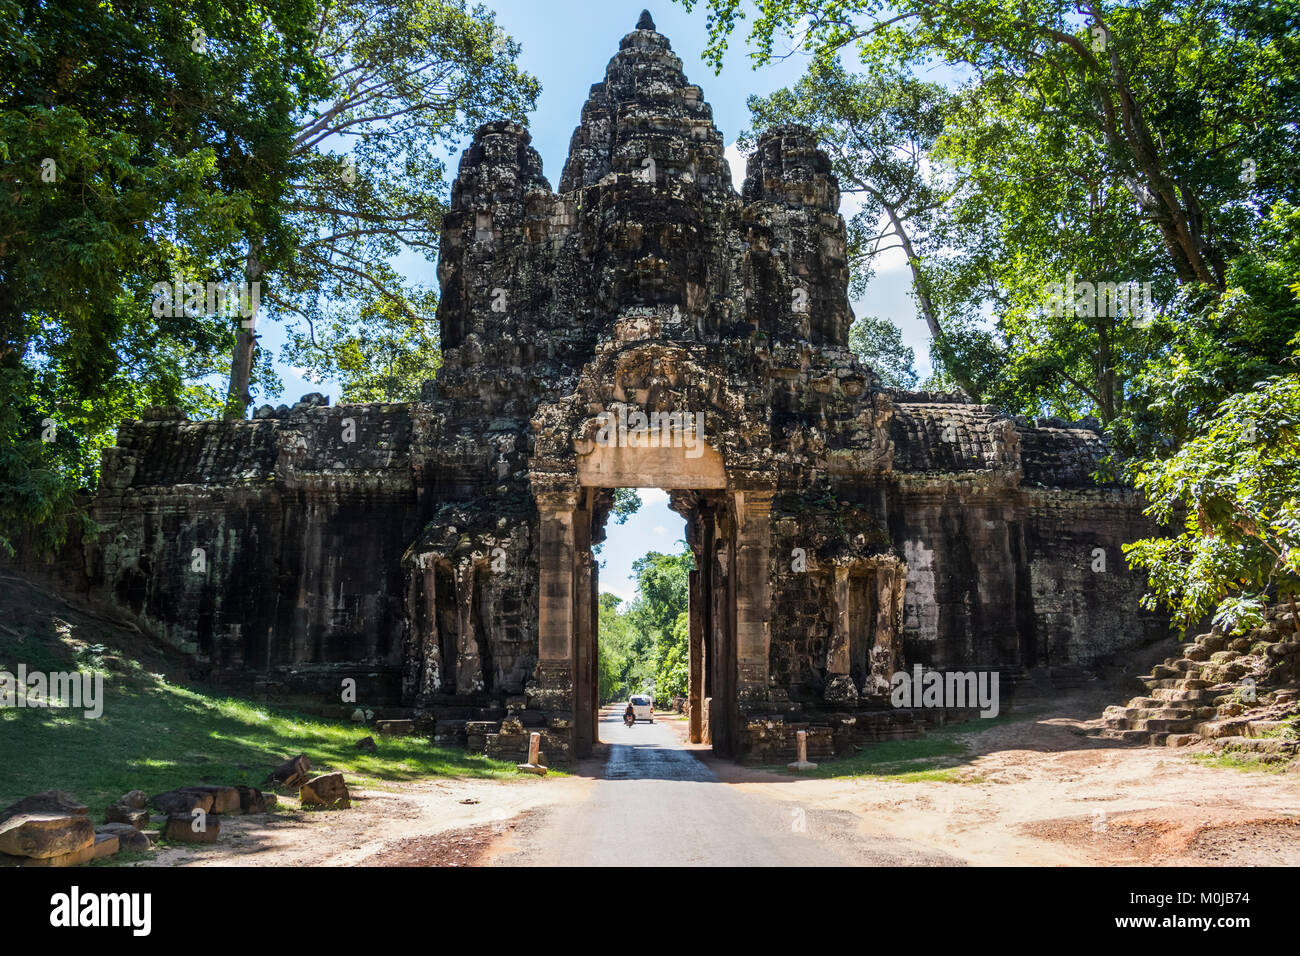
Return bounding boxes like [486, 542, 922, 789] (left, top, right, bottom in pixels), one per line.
[104, 804, 150, 828]
[164, 813, 220, 843]
[97, 823, 154, 852]
[0, 812, 95, 859]
[299, 772, 350, 809]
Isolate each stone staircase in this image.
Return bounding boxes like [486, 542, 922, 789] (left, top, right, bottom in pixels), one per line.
[1098, 605, 1300, 758]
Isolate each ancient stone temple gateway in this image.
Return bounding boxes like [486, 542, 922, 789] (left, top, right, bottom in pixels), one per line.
[85, 14, 1161, 762]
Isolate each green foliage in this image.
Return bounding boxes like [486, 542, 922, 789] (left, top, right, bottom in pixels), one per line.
[598, 543, 694, 704]
[627, 546, 692, 640]
[0, 0, 327, 548]
[610, 488, 642, 525]
[693, 0, 1300, 423]
[849, 315, 918, 389]
[0, 0, 539, 551]
[597, 593, 649, 703]
[1113, 203, 1300, 457]
[1124, 365, 1300, 636]
[654, 611, 690, 705]
[283, 272, 440, 402]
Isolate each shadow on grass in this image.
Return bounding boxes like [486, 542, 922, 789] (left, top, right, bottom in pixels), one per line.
[0, 626, 521, 817]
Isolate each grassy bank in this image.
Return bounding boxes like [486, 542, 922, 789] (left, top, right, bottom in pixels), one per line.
[0, 576, 520, 815]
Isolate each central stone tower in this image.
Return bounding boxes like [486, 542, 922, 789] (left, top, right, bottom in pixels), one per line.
[398, 13, 1156, 761]
[406, 11, 888, 760]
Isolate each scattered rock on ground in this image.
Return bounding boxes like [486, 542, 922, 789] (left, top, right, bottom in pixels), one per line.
[105, 804, 150, 828]
[236, 786, 270, 814]
[0, 791, 88, 824]
[300, 772, 350, 809]
[0, 812, 95, 859]
[97, 823, 154, 852]
[163, 813, 220, 844]
[184, 785, 241, 814]
[115, 790, 148, 810]
[268, 754, 312, 790]
[151, 789, 214, 816]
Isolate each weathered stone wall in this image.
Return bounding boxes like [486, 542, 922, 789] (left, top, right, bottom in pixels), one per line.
[87, 400, 420, 702]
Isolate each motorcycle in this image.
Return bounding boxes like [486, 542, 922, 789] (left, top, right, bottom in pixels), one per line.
[624, 712, 635, 728]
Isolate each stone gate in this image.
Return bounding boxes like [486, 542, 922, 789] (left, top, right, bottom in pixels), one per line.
[82, 13, 1163, 763]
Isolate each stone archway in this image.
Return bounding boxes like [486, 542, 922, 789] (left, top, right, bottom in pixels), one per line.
[531, 403, 771, 758]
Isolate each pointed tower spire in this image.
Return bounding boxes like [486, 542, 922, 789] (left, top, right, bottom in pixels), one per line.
[636, 9, 655, 31]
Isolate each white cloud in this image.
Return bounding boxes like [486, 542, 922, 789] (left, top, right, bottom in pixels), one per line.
[653, 525, 667, 535]
[639, 488, 669, 505]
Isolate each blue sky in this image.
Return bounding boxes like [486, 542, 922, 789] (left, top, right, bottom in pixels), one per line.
[598, 489, 686, 604]
[264, 1, 934, 600]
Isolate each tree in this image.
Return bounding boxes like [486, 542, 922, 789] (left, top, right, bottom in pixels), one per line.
[713, 0, 1300, 422]
[281, 267, 440, 402]
[925, 77, 1170, 423]
[0, 0, 326, 551]
[684, 0, 1299, 291]
[626, 544, 694, 703]
[1123, 361, 1300, 637]
[1113, 202, 1300, 457]
[274, 0, 539, 407]
[611, 488, 643, 523]
[628, 546, 693, 641]
[598, 592, 638, 702]
[655, 611, 691, 705]
[849, 315, 918, 389]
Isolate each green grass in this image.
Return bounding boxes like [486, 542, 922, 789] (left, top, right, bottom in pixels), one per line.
[765, 711, 1024, 781]
[1190, 751, 1294, 774]
[0, 619, 523, 818]
[771, 734, 974, 781]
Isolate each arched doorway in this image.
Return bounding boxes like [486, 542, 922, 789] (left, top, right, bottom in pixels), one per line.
[531, 428, 772, 759]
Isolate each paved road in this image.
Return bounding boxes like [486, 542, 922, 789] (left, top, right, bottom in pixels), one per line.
[491, 709, 962, 867]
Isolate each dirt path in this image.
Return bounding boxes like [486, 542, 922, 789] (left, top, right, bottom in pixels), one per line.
[707, 702, 1300, 866]
[144, 774, 593, 867]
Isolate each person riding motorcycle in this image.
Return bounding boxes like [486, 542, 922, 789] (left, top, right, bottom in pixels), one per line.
[624, 702, 636, 727]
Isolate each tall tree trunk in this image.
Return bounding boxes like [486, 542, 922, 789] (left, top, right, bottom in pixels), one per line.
[884, 203, 982, 400]
[223, 243, 262, 420]
[1087, 3, 1222, 290]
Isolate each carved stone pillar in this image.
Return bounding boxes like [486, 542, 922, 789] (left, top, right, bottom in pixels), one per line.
[573, 504, 595, 757]
[526, 490, 578, 712]
[688, 566, 704, 743]
[734, 489, 773, 703]
[454, 560, 484, 695]
[402, 558, 443, 705]
[825, 564, 858, 702]
[867, 561, 906, 697]
[419, 562, 442, 699]
[710, 511, 733, 753]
